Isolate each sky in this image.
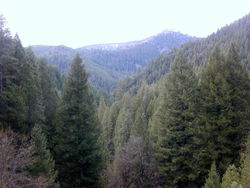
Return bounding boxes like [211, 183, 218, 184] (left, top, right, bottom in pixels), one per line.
[0, 0, 249, 48]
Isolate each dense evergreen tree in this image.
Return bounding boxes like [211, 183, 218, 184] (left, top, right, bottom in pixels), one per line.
[106, 102, 120, 160]
[131, 83, 154, 140]
[0, 19, 44, 134]
[52, 54, 103, 187]
[17, 46, 44, 133]
[1, 13, 250, 188]
[118, 13, 250, 96]
[0, 29, 26, 132]
[114, 93, 134, 149]
[38, 58, 59, 147]
[153, 51, 200, 187]
[30, 124, 58, 187]
[199, 45, 250, 175]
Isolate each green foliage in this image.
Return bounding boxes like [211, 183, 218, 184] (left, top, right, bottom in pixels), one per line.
[199, 45, 250, 175]
[0, 37, 26, 132]
[0, 17, 61, 187]
[0, 19, 46, 134]
[38, 59, 59, 137]
[47, 64, 64, 93]
[221, 164, 240, 188]
[118, 13, 250, 96]
[202, 162, 220, 188]
[52, 54, 103, 187]
[32, 32, 195, 92]
[154, 51, 200, 187]
[114, 92, 134, 149]
[230, 182, 243, 188]
[105, 102, 120, 159]
[30, 124, 58, 187]
[1, 13, 250, 188]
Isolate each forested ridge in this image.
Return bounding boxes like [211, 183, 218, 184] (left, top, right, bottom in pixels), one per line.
[32, 32, 195, 92]
[117, 13, 250, 96]
[0, 12, 250, 188]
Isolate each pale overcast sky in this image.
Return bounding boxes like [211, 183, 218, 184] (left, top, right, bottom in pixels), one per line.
[0, 0, 249, 48]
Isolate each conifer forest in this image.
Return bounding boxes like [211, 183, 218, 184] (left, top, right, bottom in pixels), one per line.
[0, 11, 250, 188]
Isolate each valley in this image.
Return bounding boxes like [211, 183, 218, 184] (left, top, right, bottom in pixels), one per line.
[0, 9, 249, 188]
[32, 31, 196, 92]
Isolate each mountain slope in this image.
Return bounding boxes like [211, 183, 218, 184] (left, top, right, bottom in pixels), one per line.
[117, 13, 250, 95]
[31, 31, 196, 92]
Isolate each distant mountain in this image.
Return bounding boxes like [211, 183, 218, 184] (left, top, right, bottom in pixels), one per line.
[31, 31, 196, 92]
[80, 30, 179, 51]
[117, 13, 250, 95]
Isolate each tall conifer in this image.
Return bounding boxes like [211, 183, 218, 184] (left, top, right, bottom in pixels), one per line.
[154, 51, 199, 187]
[52, 54, 103, 187]
[199, 45, 250, 175]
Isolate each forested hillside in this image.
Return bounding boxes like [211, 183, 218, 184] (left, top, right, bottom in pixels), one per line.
[32, 32, 195, 92]
[0, 16, 103, 187]
[97, 13, 250, 187]
[0, 12, 250, 188]
[116, 13, 250, 96]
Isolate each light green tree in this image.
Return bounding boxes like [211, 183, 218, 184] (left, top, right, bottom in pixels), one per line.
[202, 162, 220, 188]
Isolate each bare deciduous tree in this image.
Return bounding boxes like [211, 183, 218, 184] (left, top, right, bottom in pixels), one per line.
[0, 128, 49, 188]
[106, 136, 161, 188]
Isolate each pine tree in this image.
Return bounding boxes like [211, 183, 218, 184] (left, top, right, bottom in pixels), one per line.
[199, 45, 250, 175]
[153, 51, 200, 187]
[30, 124, 58, 187]
[202, 162, 220, 188]
[52, 54, 103, 187]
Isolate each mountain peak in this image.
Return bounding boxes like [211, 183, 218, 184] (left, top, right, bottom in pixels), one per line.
[79, 30, 194, 51]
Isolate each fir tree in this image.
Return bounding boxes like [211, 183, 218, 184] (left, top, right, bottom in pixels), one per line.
[106, 101, 120, 159]
[22, 48, 44, 132]
[199, 45, 250, 175]
[38, 58, 58, 146]
[153, 51, 200, 187]
[52, 54, 103, 187]
[202, 162, 220, 188]
[114, 92, 133, 149]
[0, 33, 26, 132]
[221, 164, 240, 188]
[30, 124, 58, 187]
